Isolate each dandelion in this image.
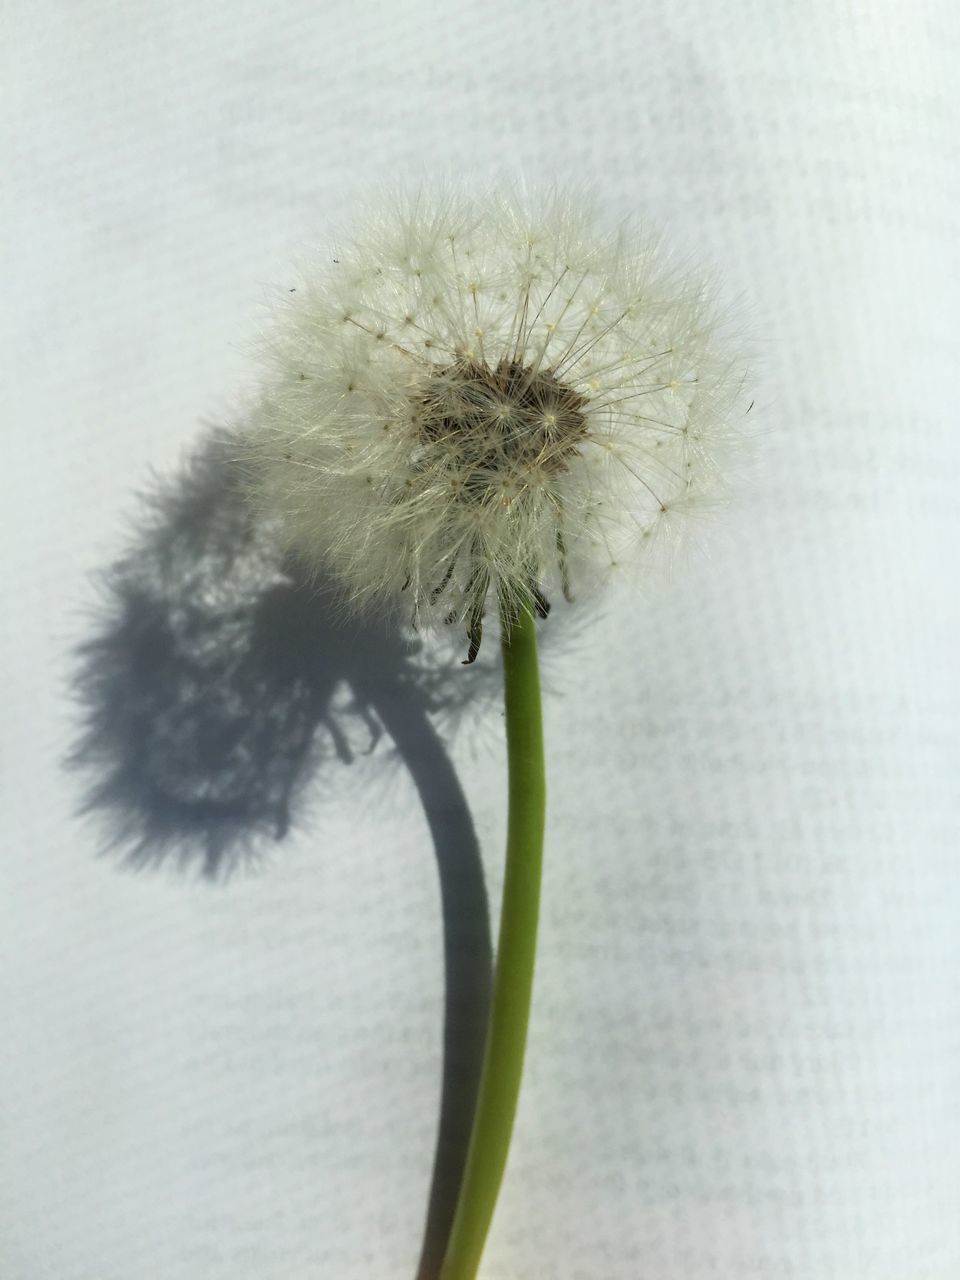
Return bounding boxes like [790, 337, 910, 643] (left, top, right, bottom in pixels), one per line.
[241, 186, 748, 1280]
[243, 187, 743, 662]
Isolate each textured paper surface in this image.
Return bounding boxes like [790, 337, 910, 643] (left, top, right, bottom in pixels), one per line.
[2, 1, 959, 1276]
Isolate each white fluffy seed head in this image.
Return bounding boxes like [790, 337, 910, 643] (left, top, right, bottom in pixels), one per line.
[242, 186, 748, 659]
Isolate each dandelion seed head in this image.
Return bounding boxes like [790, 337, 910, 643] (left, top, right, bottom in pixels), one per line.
[243, 187, 748, 657]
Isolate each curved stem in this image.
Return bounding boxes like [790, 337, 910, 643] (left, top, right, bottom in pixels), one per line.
[438, 596, 546, 1279]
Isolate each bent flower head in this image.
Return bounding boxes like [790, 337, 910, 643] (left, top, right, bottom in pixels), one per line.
[245, 188, 745, 661]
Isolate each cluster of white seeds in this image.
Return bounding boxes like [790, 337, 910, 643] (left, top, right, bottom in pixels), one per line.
[244, 187, 745, 661]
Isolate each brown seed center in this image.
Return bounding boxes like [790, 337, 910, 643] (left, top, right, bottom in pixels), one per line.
[417, 358, 587, 493]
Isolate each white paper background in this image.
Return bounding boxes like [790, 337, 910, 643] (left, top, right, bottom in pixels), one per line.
[3, 1, 959, 1276]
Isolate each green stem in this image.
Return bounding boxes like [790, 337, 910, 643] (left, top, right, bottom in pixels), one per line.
[438, 596, 546, 1280]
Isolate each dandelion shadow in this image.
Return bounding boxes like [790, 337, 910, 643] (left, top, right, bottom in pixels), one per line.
[68, 432, 494, 1278]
